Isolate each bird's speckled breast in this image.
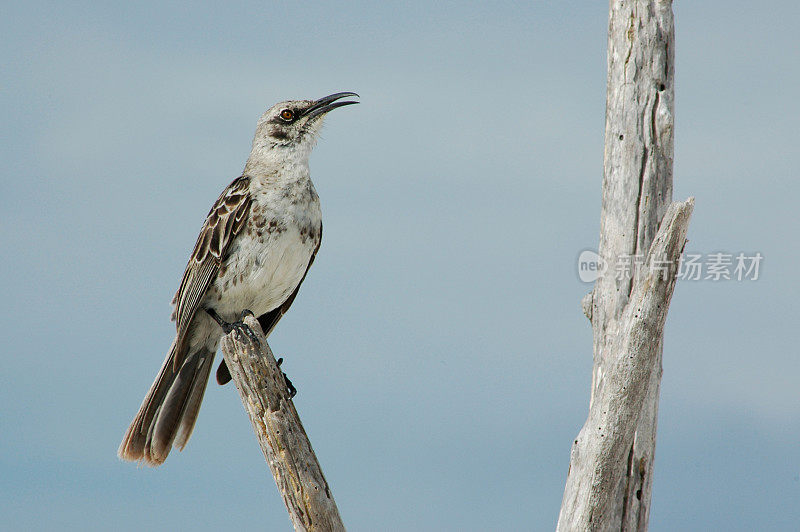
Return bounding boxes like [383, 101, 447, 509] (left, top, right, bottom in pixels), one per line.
[205, 175, 321, 321]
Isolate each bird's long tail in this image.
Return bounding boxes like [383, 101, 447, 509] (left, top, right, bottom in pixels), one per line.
[118, 343, 215, 466]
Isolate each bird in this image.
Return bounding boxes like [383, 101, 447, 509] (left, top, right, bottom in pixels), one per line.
[118, 92, 359, 466]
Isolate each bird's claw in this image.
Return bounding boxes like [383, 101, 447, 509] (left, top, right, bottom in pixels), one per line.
[236, 323, 261, 347]
[206, 308, 261, 346]
[285, 376, 297, 398]
[233, 309, 261, 345]
[277, 357, 297, 398]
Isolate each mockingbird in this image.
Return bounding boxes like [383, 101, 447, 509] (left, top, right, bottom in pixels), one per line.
[119, 92, 359, 466]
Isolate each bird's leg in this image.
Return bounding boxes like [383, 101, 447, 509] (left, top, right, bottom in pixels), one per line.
[205, 308, 262, 347]
[276, 358, 298, 398]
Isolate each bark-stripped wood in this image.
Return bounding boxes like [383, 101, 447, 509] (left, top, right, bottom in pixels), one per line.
[220, 316, 345, 532]
[558, 1, 690, 530]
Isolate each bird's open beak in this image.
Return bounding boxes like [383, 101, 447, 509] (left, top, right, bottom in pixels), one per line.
[303, 92, 360, 120]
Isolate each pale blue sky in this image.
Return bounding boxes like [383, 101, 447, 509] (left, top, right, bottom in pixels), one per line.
[2, 2, 798, 530]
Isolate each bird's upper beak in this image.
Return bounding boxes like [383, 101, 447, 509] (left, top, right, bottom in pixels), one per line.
[303, 92, 360, 120]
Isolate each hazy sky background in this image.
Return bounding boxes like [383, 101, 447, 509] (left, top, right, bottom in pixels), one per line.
[2, 1, 798, 530]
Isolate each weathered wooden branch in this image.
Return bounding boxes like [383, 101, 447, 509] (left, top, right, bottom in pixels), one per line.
[220, 316, 345, 532]
[558, 1, 688, 530]
[559, 198, 693, 530]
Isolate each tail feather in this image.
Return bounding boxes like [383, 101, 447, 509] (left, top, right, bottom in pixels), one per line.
[151, 349, 213, 460]
[118, 341, 180, 463]
[174, 351, 214, 450]
[118, 343, 215, 466]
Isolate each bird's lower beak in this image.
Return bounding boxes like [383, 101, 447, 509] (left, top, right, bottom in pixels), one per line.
[303, 92, 360, 120]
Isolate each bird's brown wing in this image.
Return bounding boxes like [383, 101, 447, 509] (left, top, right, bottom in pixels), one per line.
[171, 175, 252, 370]
[215, 223, 322, 385]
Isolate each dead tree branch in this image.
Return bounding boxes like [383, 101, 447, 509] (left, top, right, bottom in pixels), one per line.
[558, 1, 691, 530]
[559, 198, 693, 530]
[220, 316, 345, 532]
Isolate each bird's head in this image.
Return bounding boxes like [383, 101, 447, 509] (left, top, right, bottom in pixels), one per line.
[247, 92, 359, 172]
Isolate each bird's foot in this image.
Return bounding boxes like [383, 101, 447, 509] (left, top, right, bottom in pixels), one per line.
[277, 358, 297, 398]
[206, 308, 261, 347]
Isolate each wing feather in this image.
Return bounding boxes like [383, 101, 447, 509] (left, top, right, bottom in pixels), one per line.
[171, 175, 252, 368]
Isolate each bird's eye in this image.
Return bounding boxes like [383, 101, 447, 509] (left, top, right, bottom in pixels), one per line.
[279, 109, 295, 121]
